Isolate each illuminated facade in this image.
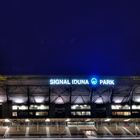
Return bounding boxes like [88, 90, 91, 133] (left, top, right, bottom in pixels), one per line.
[0, 76, 140, 118]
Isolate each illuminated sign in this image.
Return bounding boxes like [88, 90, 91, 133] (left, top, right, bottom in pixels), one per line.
[50, 79, 70, 85]
[72, 79, 89, 85]
[49, 77, 115, 86]
[99, 79, 115, 85]
[49, 79, 89, 85]
[91, 78, 98, 85]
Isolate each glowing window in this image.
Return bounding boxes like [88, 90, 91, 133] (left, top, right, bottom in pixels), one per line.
[71, 105, 91, 110]
[112, 112, 131, 116]
[12, 105, 28, 110]
[111, 105, 130, 110]
[29, 105, 49, 110]
[12, 112, 17, 116]
[71, 111, 91, 116]
[132, 105, 140, 110]
[35, 112, 48, 116]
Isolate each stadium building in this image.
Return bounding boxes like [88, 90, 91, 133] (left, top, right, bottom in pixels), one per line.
[0, 75, 140, 138]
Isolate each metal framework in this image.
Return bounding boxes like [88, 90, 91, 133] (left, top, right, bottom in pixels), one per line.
[0, 76, 139, 118]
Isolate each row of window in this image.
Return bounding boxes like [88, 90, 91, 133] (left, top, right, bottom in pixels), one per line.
[71, 105, 91, 110]
[12, 111, 91, 117]
[111, 105, 140, 110]
[112, 112, 131, 116]
[71, 111, 91, 116]
[12, 104, 140, 111]
[12, 111, 49, 117]
[12, 110, 140, 117]
[12, 105, 49, 110]
[12, 104, 91, 111]
[112, 111, 140, 116]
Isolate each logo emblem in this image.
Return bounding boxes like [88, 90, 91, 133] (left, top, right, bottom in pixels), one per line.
[91, 78, 98, 85]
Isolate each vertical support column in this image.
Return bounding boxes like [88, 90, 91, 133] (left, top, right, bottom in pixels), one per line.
[69, 86, 72, 117]
[49, 87, 51, 104]
[5, 85, 9, 103]
[90, 88, 94, 117]
[49, 86, 55, 117]
[70, 86, 72, 104]
[106, 88, 113, 117]
[27, 86, 30, 118]
[109, 87, 114, 117]
[130, 86, 134, 117]
[2, 85, 12, 118]
[48, 86, 51, 117]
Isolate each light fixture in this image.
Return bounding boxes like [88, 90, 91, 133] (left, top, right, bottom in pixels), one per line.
[55, 97, 64, 104]
[0, 98, 4, 103]
[65, 118, 70, 122]
[134, 97, 140, 103]
[25, 119, 30, 122]
[85, 119, 91, 122]
[124, 119, 130, 122]
[4, 119, 10, 123]
[34, 96, 44, 103]
[95, 98, 103, 104]
[104, 118, 111, 122]
[14, 98, 24, 104]
[45, 119, 50, 122]
[114, 99, 122, 103]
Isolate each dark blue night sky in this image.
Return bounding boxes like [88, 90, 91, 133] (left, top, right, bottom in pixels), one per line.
[0, 0, 140, 75]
